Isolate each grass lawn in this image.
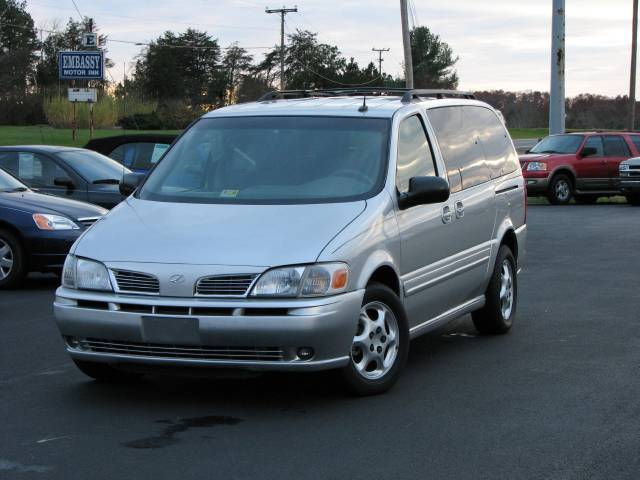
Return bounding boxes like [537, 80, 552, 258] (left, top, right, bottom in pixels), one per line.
[0, 125, 182, 148]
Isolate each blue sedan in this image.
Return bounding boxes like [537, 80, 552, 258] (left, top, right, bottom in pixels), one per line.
[0, 168, 107, 288]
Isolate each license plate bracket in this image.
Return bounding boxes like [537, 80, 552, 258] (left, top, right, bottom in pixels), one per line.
[141, 316, 200, 345]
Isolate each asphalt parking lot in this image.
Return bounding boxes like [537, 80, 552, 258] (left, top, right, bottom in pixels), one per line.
[2, 204, 640, 480]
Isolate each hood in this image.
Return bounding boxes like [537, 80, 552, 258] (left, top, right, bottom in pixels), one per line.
[519, 153, 576, 163]
[620, 157, 640, 166]
[0, 190, 107, 219]
[74, 197, 367, 266]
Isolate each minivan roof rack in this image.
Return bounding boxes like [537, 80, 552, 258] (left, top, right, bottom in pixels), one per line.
[257, 88, 475, 103]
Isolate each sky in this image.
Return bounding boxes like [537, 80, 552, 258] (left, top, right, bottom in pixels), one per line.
[24, 0, 638, 96]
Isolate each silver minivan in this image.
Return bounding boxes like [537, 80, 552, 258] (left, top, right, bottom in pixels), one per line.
[54, 89, 526, 395]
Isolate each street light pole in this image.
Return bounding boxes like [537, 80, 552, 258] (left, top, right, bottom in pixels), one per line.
[549, 0, 566, 135]
[629, 0, 638, 131]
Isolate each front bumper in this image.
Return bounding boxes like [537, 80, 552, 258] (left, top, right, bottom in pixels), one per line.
[26, 230, 82, 272]
[54, 287, 365, 372]
[619, 178, 640, 194]
[522, 172, 550, 195]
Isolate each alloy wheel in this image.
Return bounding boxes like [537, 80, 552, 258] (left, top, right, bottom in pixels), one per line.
[555, 179, 570, 202]
[499, 260, 514, 320]
[350, 301, 399, 380]
[0, 238, 14, 280]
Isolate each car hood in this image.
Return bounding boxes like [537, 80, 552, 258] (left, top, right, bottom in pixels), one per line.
[74, 197, 367, 266]
[0, 190, 107, 220]
[620, 157, 640, 166]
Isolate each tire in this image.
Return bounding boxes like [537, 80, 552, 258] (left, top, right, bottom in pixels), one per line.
[0, 228, 27, 289]
[575, 194, 598, 205]
[73, 359, 142, 382]
[547, 174, 573, 205]
[472, 245, 517, 335]
[626, 194, 640, 206]
[340, 282, 409, 396]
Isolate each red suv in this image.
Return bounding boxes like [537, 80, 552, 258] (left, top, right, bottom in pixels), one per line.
[520, 132, 640, 204]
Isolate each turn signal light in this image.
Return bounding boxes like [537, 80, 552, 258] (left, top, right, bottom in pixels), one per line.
[331, 269, 349, 289]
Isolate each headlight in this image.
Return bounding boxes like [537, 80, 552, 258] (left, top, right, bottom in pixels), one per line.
[620, 164, 630, 171]
[251, 263, 350, 298]
[61, 255, 112, 291]
[527, 162, 548, 172]
[33, 213, 79, 230]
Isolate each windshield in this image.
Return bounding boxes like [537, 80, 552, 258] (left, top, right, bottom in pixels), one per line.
[56, 150, 131, 183]
[138, 116, 390, 204]
[530, 135, 584, 154]
[0, 168, 27, 192]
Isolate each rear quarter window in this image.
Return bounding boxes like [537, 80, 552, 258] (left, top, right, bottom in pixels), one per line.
[428, 105, 515, 192]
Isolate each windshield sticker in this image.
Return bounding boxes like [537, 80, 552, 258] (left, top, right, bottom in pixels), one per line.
[220, 189, 240, 198]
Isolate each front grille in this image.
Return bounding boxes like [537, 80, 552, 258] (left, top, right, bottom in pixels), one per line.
[77, 338, 285, 361]
[77, 216, 101, 228]
[112, 270, 160, 294]
[195, 274, 258, 296]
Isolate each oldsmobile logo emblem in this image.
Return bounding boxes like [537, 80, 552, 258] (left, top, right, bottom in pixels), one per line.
[169, 274, 185, 284]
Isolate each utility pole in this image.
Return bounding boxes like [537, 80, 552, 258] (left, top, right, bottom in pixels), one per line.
[372, 47, 390, 76]
[266, 6, 298, 91]
[549, 0, 566, 135]
[400, 0, 414, 88]
[629, 0, 638, 131]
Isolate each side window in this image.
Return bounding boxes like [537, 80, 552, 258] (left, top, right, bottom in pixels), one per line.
[15, 153, 71, 188]
[396, 115, 437, 194]
[110, 142, 171, 170]
[427, 106, 491, 192]
[603, 136, 631, 157]
[0, 151, 19, 175]
[466, 106, 519, 179]
[583, 136, 604, 156]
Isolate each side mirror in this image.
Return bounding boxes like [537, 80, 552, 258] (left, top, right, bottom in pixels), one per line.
[525, 149, 531, 154]
[54, 177, 75, 190]
[119, 172, 145, 196]
[581, 147, 597, 158]
[398, 176, 450, 210]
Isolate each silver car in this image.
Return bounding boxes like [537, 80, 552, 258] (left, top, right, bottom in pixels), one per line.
[54, 89, 527, 395]
[619, 157, 640, 205]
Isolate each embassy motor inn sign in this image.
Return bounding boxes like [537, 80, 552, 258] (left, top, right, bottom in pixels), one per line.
[58, 51, 104, 80]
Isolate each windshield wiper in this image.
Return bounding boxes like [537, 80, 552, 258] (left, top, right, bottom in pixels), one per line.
[92, 178, 120, 185]
[2, 187, 29, 193]
[534, 150, 560, 154]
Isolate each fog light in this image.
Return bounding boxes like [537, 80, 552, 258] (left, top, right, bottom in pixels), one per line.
[67, 336, 81, 348]
[527, 180, 536, 185]
[297, 347, 314, 361]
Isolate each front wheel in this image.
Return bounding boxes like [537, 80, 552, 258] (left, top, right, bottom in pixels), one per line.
[472, 245, 517, 335]
[0, 228, 27, 289]
[547, 174, 573, 205]
[340, 283, 409, 396]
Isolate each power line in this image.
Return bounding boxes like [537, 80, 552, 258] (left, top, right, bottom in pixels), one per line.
[69, 0, 84, 23]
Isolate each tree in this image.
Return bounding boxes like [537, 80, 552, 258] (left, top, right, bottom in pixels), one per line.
[0, 0, 38, 97]
[132, 29, 222, 107]
[410, 26, 459, 89]
[222, 43, 253, 103]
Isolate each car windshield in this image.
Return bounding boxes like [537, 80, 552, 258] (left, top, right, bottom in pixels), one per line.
[138, 116, 390, 204]
[56, 150, 131, 183]
[0, 168, 28, 192]
[530, 135, 584, 154]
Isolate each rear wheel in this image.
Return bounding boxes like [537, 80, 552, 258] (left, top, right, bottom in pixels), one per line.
[0, 228, 27, 289]
[73, 359, 142, 382]
[626, 194, 640, 206]
[547, 174, 573, 205]
[340, 283, 409, 396]
[472, 245, 517, 335]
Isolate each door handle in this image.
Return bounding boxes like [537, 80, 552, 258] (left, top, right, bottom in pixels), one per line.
[442, 205, 453, 224]
[454, 200, 465, 219]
